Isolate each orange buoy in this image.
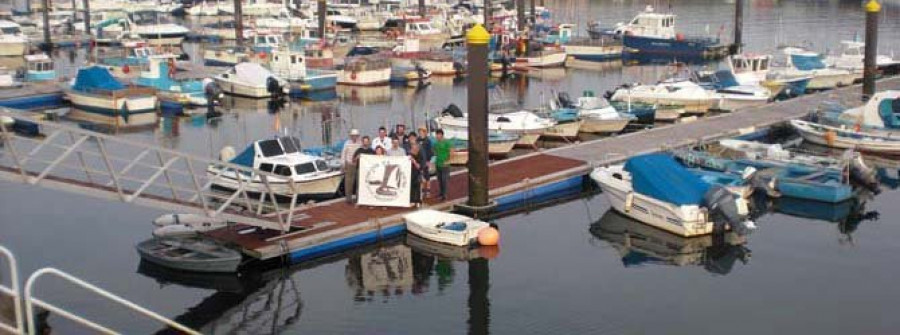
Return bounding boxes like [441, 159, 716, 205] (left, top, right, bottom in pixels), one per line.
[258, 52, 267, 59]
[477, 245, 500, 260]
[122, 65, 130, 74]
[477, 227, 500, 246]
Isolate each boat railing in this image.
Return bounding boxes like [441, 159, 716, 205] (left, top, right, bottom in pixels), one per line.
[0, 108, 299, 232]
[0, 244, 200, 334]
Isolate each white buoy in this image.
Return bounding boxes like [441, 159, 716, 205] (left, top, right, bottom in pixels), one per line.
[0, 115, 13, 127]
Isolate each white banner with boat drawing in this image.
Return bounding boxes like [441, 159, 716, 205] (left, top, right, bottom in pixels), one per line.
[358, 154, 412, 208]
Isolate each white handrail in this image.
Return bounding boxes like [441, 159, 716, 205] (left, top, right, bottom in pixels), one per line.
[23, 268, 200, 335]
[0, 245, 23, 334]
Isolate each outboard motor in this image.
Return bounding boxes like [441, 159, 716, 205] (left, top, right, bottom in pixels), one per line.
[453, 61, 465, 77]
[848, 152, 879, 190]
[414, 64, 430, 88]
[266, 76, 286, 99]
[442, 103, 464, 118]
[702, 185, 756, 234]
[557, 92, 575, 109]
[741, 167, 780, 198]
[499, 56, 511, 78]
[203, 79, 223, 117]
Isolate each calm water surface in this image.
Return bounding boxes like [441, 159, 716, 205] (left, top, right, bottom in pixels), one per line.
[3, 0, 900, 333]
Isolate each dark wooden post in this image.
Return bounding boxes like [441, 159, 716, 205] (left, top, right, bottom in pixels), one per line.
[317, 0, 326, 41]
[516, 0, 525, 32]
[234, 0, 244, 45]
[41, 0, 51, 49]
[484, 0, 491, 30]
[418, 0, 425, 17]
[733, 0, 743, 54]
[863, 0, 880, 100]
[529, 0, 535, 29]
[466, 24, 490, 209]
[82, 0, 91, 35]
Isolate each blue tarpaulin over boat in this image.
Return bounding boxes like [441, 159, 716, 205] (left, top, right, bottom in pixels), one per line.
[72, 66, 125, 92]
[624, 154, 710, 206]
[230, 145, 255, 167]
[790, 54, 826, 71]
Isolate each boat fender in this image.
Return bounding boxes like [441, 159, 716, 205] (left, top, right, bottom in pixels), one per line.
[624, 192, 633, 213]
[219, 146, 236, 162]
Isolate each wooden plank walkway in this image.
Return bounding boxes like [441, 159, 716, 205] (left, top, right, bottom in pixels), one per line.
[205, 154, 586, 259]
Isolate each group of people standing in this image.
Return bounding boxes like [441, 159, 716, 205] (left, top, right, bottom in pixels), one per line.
[340, 124, 455, 206]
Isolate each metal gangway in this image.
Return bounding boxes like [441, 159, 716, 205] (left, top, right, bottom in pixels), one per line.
[0, 108, 307, 232]
[0, 245, 199, 334]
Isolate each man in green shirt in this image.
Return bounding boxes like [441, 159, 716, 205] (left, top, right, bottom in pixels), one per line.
[432, 129, 453, 201]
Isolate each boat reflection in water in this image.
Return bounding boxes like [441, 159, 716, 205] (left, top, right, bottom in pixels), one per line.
[345, 243, 414, 301]
[749, 189, 880, 242]
[590, 210, 751, 274]
[336, 85, 392, 106]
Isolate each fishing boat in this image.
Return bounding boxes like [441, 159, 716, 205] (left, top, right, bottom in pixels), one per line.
[136, 237, 242, 273]
[716, 138, 878, 187]
[337, 56, 392, 86]
[590, 154, 755, 237]
[250, 33, 284, 54]
[790, 119, 900, 155]
[696, 70, 771, 111]
[435, 104, 556, 147]
[135, 56, 211, 108]
[542, 24, 623, 62]
[603, 6, 727, 59]
[207, 136, 344, 199]
[213, 62, 289, 98]
[391, 37, 462, 76]
[777, 47, 859, 90]
[124, 10, 190, 45]
[818, 90, 900, 133]
[512, 48, 567, 69]
[24, 54, 56, 82]
[728, 54, 812, 98]
[403, 209, 492, 247]
[673, 148, 854, 203]
[64, 66, 158, 127]
[824, 40, 900, 74]
[202, 46, 252, 67]
[0, 20, 28, 56]
[549, 91, 636, 134]
[269, 48, 338, 96]
[609, 79, 716, 113]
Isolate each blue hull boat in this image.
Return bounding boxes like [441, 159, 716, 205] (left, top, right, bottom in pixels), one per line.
[623, 35, 726, 58]
[673, 149, 853, 203]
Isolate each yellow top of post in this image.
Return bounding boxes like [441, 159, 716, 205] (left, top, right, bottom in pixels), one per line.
[466, 24, 491, 45]
[865, 0, 881, 13]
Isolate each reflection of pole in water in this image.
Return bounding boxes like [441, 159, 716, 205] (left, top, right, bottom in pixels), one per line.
[467, 258, 490, 335]
[321, 108, 333, 148]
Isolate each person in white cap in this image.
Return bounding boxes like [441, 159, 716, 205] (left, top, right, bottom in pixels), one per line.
[341, 128, 362, 203]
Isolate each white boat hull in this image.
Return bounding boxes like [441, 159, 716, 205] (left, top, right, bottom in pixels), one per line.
[791, 120, 900, 154]
[214, 78, 271, 98]
[580, 118, 630, 133]
[542, 120, 582, 138]
[514, 51, 567, 68]
[404, 209, 490, 246]
[591, 167, 713, 237]
[715, 95, 769, 112]
[337, 68, 391, 86]
[0, 41, 27, 56]
[807, 72, 859, 90]
[207, 168, 343, 197]
[65, 90, 158, 127]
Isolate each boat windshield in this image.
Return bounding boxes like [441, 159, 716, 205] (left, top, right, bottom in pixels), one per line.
[315, 160, 328, 171]
[131, 11, 170, 25]
[1, 27, 20, 34]
[279, 136, 301, 153]
[258, 139, 284, 157]
[295, 162, 316, 174]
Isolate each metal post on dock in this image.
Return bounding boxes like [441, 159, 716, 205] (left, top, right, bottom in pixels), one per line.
[733, 0, 743, 54]
[863, 0, 881, 100]
[82, 0, 91, 36]
[464, 24, 493, 213]
[317, 0, 326, 42]
[40, 0, 51, 49]
[529, 0, 535, 29]
[233, 0, 244, 45]
[516, 0, 525, 33]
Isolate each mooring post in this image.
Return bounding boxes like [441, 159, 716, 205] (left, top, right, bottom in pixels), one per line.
[863, 0, 881, 100]
[233, 0, 244, 45]
[516, 0, 525, 33]
[317, 0, 326, 41]
[530, 0, 536, 29]
[41, 0, 51, 49]
[733, 0, 743, 54]
[82, 0, 91, 36]
[466, 24, 491, 210]
[484, 0, 492, 30]
[419, 0, 425, 17]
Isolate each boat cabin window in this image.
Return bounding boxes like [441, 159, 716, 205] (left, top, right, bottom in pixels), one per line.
[274, 165, 292, 176]
[315, 160, 328, 171]
[0, 26, 20, 34]
[295, 162, 316, 174]
[259, 163, 274, 173]
[29, 61, 52, 72]
[291, 55, 302, 64]
[258, 139, 285, 157]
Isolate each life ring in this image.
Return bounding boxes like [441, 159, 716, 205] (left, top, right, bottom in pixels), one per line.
[351, 71, 358, 80]
[167, 58, 176, 76]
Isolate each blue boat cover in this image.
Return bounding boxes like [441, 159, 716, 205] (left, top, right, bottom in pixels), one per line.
[790, 54, 826, 71]
[624, 154, 710, 206]
[72, 66, 124, 92]
[230, 145, 255, 167]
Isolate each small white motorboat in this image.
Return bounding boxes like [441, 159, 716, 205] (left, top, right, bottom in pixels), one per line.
[403, 209, 492, 247]
[790, 119, 900, 154]
[136, 237, 242, 273]
[609, 79, 717, 114]
[214, 62, 289, 98]
[591, 154, 755, 237]
[151, 213, 229, 238]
